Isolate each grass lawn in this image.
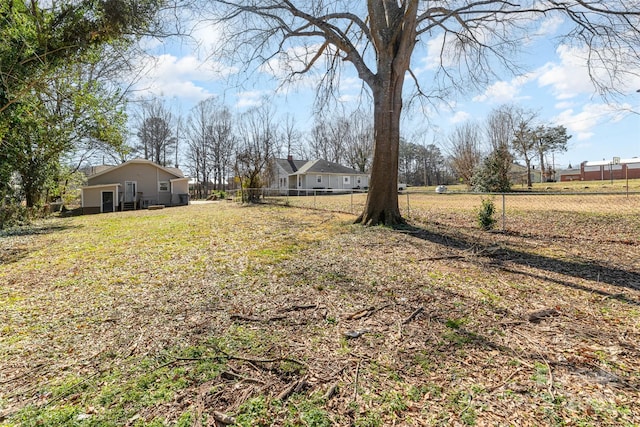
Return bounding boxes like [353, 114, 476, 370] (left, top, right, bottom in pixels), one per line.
[1, 202, 639, 426]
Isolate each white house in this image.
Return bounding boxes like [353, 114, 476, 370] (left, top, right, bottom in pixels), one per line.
[270, 156, 369, 194]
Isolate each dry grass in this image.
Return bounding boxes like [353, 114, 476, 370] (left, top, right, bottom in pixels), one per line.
[1, 201, 639, 426]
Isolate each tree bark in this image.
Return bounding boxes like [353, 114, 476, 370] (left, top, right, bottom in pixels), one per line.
[354, 1, 417, 226]
[355, 63, 405, 226]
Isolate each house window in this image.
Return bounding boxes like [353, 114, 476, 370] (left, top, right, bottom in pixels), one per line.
[357, 177, 361, 184]
[343, 176, 351, 185]
[159, 181, 169, 192]
[316, 175, 322, 183]
[298, 177, 302, 187]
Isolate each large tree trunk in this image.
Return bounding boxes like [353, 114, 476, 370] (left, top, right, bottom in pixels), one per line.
[356, 64, 405, 226]
[353, 1, 417, 226]
[525, 158, 532, 188]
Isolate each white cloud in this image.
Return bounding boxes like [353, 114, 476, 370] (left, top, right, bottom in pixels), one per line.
[450, 111, 471, 124]
[535, 16, 564, 37]
[552, 102, 633, 140]
[554, 101, 574, 110]
[131, 53, 234, 103]
[416, 32, 467, 75]
[472, 74, 533, 104]
[537, 46, 594, 99]
[235, 90, 268, 109]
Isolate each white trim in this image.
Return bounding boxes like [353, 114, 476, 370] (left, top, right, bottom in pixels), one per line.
[82, 183, 121, 190]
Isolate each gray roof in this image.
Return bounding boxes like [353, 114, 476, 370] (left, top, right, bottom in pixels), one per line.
[87, 159, 185, 179]
[293, 159, 366, 175]
[276, 158, 308, 174]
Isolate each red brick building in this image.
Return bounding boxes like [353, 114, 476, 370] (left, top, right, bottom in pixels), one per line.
[560, 158, 640, 182]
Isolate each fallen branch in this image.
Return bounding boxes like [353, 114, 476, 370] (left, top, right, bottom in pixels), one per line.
[220, 370, 266, 385]
[527, 308, 561, 323]
[230, 314, 288, 322]
[487, 368, 523, 394]
[346, 306, 376, 320]
[346, 304, 391, 320]
[220, 350, 307, 368]
[402, 306, 424, 324]
[230, 314, 262, 322]
[0, 363, 45, 385]
[353, 360, 361, 402]
[513, 330, 555, 400]
[322, 382, 339, 400]
[276, 377, 308, 401]
[278, 304, 318, 312]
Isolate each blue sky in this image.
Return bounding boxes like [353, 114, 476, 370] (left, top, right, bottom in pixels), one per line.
[127, 12, 640, 171]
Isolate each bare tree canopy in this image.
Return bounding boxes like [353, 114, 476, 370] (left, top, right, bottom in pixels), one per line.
[447, 121, 484, 188]
[203, 0, 640, 225]
[134, 98, 175, 166]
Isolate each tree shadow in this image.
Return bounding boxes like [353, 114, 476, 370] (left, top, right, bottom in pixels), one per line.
[0, 223, 81, 265]
[397, 224, 640, 305]
[403, 282, 640, 393]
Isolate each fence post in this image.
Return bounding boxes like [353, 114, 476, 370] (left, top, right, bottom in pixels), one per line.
[406, 192, 410, 219]
[502, 193, 506, 232]
[314, 190, 317, 209]
[351, 190, 354, 213]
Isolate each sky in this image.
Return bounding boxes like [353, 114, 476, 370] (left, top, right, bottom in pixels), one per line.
[126, 8, 640, 171]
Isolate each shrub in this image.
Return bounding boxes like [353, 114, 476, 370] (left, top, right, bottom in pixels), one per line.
[477, 198, 497, 231]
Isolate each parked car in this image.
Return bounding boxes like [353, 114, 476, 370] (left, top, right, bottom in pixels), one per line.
[435, 185, 447, 193]
[398, 183, 408, 191]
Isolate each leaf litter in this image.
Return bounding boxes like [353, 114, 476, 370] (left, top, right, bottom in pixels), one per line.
[0, 201, 638, 426]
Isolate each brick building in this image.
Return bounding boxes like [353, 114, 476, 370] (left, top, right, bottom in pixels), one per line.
[559, 158, 640, 182]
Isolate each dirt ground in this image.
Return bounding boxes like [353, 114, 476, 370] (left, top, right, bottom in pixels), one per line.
[0, 202, 639, 426]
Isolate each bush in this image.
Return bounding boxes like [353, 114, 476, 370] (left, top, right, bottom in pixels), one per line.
[471, 148, 512, 193]
[477, 198, 497, 231]
[0, 201, 31, 230]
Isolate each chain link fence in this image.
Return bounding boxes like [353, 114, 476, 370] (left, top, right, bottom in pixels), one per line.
[230, 188, 640, 241]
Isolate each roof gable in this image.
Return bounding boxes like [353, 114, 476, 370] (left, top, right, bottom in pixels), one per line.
[275, 158, 307, 174]
[87, 159, 185, 180]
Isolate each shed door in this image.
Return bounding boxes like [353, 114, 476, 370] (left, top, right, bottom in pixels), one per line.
[102, 191, 114, 213]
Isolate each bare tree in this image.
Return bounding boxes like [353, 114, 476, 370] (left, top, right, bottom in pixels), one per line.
[234, 104, 281, 202]
[135, 98, 175, 166]
[447, 122, 484, 188]
[210, 105, 236, 190]
[399, 138, 417, 185]
[185, 98, 215, 198]
[281, 114, 304, 159]
[308, 116, 334, 162]
[206, 1, 640, 225]
[484, 105, 519, 188]
[399, 137, 446, 186]
[308, 110, 372, 171]
[343, 110, 373, 173]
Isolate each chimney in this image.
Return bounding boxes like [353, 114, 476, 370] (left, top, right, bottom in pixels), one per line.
[287, 155, 298, 172]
